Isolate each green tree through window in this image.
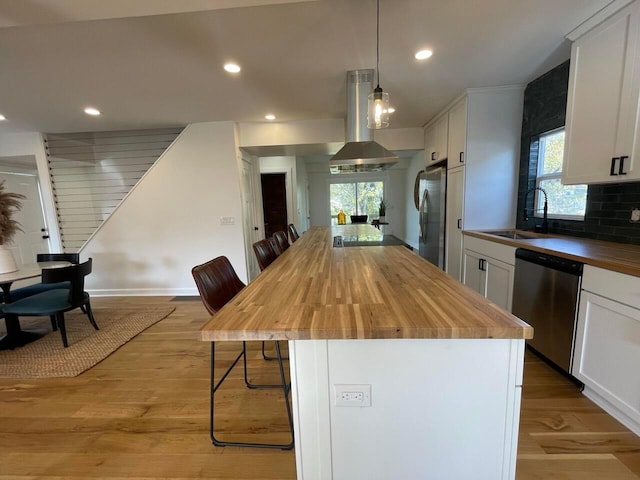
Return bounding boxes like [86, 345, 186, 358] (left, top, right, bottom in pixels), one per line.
[330, 181, 384, 224]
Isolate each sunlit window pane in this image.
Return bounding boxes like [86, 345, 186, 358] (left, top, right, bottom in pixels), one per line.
[537, 178, 587, 216]
[540, 130, 565, 175]
[330, 181, 383, 224]
[535, 128, 586, 219]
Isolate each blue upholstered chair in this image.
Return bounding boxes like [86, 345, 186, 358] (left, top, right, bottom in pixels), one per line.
[3, 259, 97, 348]
[3, 253, 81, 332]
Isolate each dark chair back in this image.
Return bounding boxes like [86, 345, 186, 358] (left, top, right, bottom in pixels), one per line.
[253, 239, 278, 271]
[41, 258, 92, 305]
[273, 231, 289, 255]
[192, 256, 246, 315]
[37, 253, 80, 264]
[287, 224, 299, 243]
[268, 237, 280, 256]
[350, 215, 368, 223]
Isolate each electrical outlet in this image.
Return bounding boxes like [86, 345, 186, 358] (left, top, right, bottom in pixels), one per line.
[334, 384, 371, 407]
[631, 208, 640, 223]
[219, 216, 235, 226]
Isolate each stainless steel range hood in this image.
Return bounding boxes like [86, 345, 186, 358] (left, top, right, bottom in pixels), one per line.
[329, 70, 398, 174]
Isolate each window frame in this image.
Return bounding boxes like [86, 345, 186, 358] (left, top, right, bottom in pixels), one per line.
[533, 127, 586, 221]
[329, 179, 385, 224]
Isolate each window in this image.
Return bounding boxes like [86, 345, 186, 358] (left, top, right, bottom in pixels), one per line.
[330, 181, 383, 224]
[534, 129, 587, 219]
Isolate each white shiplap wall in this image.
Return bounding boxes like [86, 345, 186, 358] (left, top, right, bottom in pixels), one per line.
[45, 128, 183, 251]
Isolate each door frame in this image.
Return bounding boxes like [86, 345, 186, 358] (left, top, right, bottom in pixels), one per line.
[260, 165, 296, 228]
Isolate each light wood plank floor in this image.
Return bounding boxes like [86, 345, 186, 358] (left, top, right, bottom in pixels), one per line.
[0, 296, 638, 479]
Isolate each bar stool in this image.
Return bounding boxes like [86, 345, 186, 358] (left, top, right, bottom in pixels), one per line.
[272, 231, 289, 255]
[192, 256, 294, 450]
[287, 224, 300, 243]
[252, 239, 289, 361]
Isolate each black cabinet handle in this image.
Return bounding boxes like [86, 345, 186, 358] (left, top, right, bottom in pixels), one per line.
[42, 235, 50, 239]
[619, 155, 628, 175]
[478, 258, 483, 271]
[457, 219, 462, 229]
[254, 226, 259, 231]
[478, 258, 486, 271]
[431, 152, 436, 161]
[459, 151, 464, 163]
[611, 157, 619, 176]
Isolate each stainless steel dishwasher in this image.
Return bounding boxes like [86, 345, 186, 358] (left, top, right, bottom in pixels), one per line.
[511, 248, 583, 374]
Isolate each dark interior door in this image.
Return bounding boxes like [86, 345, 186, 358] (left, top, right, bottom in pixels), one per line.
[261, 173, 288, 238]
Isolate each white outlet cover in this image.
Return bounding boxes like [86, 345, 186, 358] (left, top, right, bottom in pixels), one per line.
[334, 384, 371, 407]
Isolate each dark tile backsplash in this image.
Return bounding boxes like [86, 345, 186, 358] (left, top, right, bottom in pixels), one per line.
[515, 60, 640, 245]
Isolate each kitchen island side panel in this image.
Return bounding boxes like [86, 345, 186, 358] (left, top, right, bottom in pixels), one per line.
[290, 338, 525, 480]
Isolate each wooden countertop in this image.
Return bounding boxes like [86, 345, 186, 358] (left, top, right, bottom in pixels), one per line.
[200, 225, 532, 342]
[464, 229, 640, 277]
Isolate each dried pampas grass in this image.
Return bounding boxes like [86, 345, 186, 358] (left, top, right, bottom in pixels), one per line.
[0, 180, 25, 245]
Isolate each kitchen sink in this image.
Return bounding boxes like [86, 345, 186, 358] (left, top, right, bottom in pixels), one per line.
[481, 230, 540, 240]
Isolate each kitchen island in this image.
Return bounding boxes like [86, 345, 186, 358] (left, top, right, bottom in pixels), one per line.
[201, 225, 532, 480]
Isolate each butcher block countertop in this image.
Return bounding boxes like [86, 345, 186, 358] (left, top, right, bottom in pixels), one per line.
[464, 229, 640, 277]
[200, 225, 532, 342]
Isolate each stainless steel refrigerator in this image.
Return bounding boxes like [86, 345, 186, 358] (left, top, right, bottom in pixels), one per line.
[418, 162, 446, 268]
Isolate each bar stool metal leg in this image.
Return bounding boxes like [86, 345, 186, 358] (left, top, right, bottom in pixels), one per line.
[209, 341, 294, 450]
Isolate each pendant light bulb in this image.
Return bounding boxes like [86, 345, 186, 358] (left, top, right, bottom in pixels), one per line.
[368, 86, 389, 129]
[367, 0, 389, 129]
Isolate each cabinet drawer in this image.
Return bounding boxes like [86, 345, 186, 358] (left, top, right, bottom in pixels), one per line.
[463, 236, 516, 266]
[582, 265, 640, 307]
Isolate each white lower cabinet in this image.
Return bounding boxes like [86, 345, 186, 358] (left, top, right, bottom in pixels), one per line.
[572, 265, 640, 436]
[462, 236, 516, 311]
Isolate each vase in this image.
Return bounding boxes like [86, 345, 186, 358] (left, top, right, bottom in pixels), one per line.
[0, 245, 18, 274]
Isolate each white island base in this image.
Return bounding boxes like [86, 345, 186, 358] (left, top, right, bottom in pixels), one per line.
[289, 338, 525, 480]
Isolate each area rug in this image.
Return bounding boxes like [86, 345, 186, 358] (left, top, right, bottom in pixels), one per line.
[0, 307, 175, 378]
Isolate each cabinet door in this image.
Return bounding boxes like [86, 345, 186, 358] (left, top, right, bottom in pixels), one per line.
[447, 97, 467, 169]
[485, 257, 515, 311]
[564, 2, 640, 184]
[462, 249, 485, 296]
[424, 124, 436, 166]
[433, 112, 449, 162]
[573, 291, 640, 430]
[445, 166, 464, 281]
[425, 113, 448, 166]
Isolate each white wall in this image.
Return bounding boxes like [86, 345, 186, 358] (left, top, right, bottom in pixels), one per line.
[295, 157, 309, 232]
[404, 151, 425, 249]
[0, 132, 61, 251]
[81, 122, 246, 296]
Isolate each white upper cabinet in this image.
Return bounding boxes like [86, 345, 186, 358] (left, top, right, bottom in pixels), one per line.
[447, 97, 467, 169]
[425, 112, 448, 166]
[563, 1, 640, 184]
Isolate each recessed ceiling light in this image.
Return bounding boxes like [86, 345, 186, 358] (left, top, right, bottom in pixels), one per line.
[84, 107, 101, 116]
[224, 63, 241, 73]
[0, 114, 5, 121]
[415, 49, 433, 60]
[265, 114, 276, 121]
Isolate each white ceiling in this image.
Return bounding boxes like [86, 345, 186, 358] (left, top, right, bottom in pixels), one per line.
[0, 0, 614, 134]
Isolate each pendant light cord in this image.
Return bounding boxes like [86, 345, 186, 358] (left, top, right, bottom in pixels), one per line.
[376, 0, 380, 88]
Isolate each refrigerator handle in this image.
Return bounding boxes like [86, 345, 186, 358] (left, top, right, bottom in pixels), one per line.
[420, 189, 429, 241]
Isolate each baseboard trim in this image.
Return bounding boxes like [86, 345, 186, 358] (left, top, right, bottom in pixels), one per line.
[582, 386, 640, 437]
[87, 288, 199, 297]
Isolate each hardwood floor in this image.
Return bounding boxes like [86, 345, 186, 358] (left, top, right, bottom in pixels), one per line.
[0, 296, 638, 479]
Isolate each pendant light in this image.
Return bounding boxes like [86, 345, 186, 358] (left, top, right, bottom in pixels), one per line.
[367, 0, 390, 129]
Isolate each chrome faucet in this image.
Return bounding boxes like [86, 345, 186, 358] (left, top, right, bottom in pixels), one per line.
[523, 187, 549, 234]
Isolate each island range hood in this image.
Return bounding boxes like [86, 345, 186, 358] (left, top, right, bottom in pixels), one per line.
[329, 70, 398, 174]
